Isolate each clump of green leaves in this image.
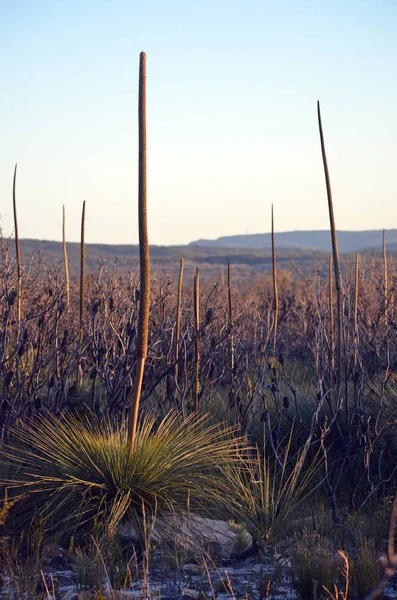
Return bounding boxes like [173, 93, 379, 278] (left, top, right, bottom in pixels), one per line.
[0, 519, 46, 600]
[3, 411, 248, 542]
[350, 539, 383, 599]
[224, 425, 321, 545]
[291, 531, 340, 600]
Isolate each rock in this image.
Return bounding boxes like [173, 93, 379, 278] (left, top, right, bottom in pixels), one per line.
[62, 592, 139, 600]
[182, 564, 204, 576]
[233, 543, 260, 561]
[102, 592, 139, 599]
[291, 515, 316, 530]
[274, 552, 292, 568]
[56, 571, 75, 588]
[42, 544, 69, 568]
[61, 593, 77, 600]
[180, 588, 201, 599]
[61, 592, 92, 600]
[50, 554, 70, 570]
[119, 513, 252, 560]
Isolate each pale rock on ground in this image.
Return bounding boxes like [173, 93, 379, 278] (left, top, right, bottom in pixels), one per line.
[119, 513, 252, 560]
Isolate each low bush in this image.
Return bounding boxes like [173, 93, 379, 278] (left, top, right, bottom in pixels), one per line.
[2, 411, 248, 542]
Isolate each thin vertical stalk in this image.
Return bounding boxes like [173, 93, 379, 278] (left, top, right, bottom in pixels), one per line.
[383, 229, 388, 327]
[128, 52, 150, 453]
[329, 254, 334, 372]
[271, 204, 278, 354]
[79, 200, 86, 329]
[227, 260, 235, 372]
[62, 205, 70, 309]
[174, 256, 184, 397]
[13, 164, 22, 326]
[194, 267, 200, 415]
[353, 253, 359, 368]
[317, 101, 343, 396]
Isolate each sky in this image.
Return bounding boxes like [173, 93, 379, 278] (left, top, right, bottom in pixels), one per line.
[0, 0, 396, 246]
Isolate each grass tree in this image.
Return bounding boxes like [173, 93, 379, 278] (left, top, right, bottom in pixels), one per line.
[12, 164, 22, 326]
[317, 102, 343, 400]
[353, 253, 359, 368]
[227, 260, 235, 373]
[62, 205, 70, 309]
[4, 412, 247, 542]
[128, 52, 151, 453]
[329, 254, 334, 372]
[174, 256, 184, 401]
[271, 204, 278, 354]
[80, 200, 86, 329]
[194, 267, 200, 414]
[383, 229, 388, 326]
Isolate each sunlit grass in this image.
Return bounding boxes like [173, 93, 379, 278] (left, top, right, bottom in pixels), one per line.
[3, 411, 248, 540]
[224, 425, 322, 545]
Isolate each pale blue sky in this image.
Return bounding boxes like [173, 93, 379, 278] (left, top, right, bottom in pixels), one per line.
[1, 1, 396, 245]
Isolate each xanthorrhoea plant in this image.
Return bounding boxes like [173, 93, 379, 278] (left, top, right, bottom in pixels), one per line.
[128, 52, 150, 452]
[174, 257, 184, 401]
[12, 164, 22, 326]
[194, 266, 200, 414]
[62, 205, 70, 309]
[4, 412, 247, 541]
[317, 102, 343, 401]
[271, 204, 278, 354]
[80, 200, 86, 329]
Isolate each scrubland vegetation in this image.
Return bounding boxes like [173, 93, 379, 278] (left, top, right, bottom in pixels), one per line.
[1, 222, 396, 598]
[1, 54, 396, 599]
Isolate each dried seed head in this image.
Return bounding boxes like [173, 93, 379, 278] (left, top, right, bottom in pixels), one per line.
[92, 300, 100, 315]
[8, 290, 17, 306]
[5, 371, 13, 387]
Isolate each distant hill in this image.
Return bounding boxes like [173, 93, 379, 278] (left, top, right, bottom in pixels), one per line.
[9, 239, 327, 277]
[1, 233, 394, 283]
[190, 230, 397, 253]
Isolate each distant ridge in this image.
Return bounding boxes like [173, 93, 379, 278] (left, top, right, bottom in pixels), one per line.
[189, 230, 397, 253]
[2, 238, 331, 280]
[2, 232, 396, 282]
